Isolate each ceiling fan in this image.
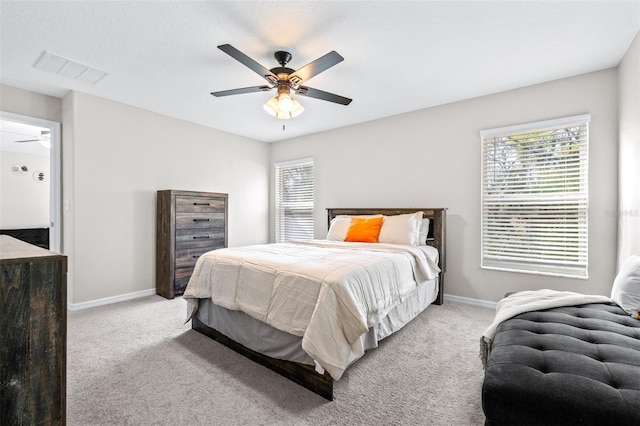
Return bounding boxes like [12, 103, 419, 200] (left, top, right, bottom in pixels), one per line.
[15, 130, 51, 148]
[15, 130, 50, 143]
[211, 44, 352, 119]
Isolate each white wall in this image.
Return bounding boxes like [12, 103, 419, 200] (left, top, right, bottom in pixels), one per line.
[2, 85, 271, 305]
[0, 151, 50, 228]
[1, 59, 627, 306]
[61, 91, 270, 304]
[0, 84, 62, 123]
[617, 30, 640, 266]
[270, 69, 619, 302]
[0, 85, 61, 246]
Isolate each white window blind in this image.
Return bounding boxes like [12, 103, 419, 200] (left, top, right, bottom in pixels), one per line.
[481, 114, 590, 278]
[275, 158, 314, 243]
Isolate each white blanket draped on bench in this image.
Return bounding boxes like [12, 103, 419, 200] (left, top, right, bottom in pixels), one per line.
[480, 289, 612, 368]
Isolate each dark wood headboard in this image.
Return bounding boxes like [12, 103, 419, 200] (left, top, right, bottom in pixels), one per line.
[326, 208, 447, 305]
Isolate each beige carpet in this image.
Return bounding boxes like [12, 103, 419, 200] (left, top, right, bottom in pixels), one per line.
[67, 295, 495, 425]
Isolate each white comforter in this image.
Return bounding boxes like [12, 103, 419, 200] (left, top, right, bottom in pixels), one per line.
[183, 240, 440, 380]
[479, 289, 612, 368]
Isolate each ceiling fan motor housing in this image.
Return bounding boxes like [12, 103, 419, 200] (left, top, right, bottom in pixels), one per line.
[274, 51, 292, 66]
[267, 66, 296, 87]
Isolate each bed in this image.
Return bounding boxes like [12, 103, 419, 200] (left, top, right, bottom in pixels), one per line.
[184, 207, 446, 400]
[0, 228, 49, 249]
[481, 290, 640, 425]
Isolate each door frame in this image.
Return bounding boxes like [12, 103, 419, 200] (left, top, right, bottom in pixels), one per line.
[1, 111, 62, 253]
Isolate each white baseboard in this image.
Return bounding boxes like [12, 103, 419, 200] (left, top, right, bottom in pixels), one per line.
[67, 288, 156, 311]
[443, 293, 497, 310]
[67, 289, 494, 312]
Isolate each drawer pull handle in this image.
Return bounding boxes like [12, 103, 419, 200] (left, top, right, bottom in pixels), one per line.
[193, 218, 210, 222]
[193, 202, 210, 206]
[192, 255, 199, 258]
[193, 235, 211, 239]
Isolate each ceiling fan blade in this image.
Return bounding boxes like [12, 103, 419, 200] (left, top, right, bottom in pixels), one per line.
[288, 51, 344, 85]
[218, 44, 278, 83]
[296, 86, 352, 105]
[211, 85, 272, 97]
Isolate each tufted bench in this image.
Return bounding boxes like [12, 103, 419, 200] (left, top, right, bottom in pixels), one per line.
[482, 302, 640, 425]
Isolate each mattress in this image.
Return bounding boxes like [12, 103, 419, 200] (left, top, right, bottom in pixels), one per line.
[482, 302, 640, 425]
[194, 276, 439, 366]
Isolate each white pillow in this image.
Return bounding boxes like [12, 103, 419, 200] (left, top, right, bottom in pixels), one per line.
[378, 212, 423, 246]
[419, 218, 431, 245]
[611, 255, 640, 319]
[327, 215, 382, 241]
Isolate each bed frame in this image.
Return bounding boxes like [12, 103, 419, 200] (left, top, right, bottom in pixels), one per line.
[0, 228, 49, 249]
[191, 207, 447, 400]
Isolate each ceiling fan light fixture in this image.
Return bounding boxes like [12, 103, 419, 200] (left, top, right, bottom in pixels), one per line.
[263, 93, 304, 120]
[278, 93, 293, 112]
[289, 99, 304, 118]
[263, 97, 280, 117]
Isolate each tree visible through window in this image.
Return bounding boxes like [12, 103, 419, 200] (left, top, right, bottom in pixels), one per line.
[275, 158, 314, 243]
[481, 115, 590, 278]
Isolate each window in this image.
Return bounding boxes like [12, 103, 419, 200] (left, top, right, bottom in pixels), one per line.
[481, 114, 590, 278]
[274, 158, 314, 243]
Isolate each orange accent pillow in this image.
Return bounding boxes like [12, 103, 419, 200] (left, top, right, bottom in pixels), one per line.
[344, 216, 384, 243]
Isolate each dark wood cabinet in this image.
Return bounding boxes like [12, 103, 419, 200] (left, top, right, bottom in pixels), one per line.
[0, 235, 67, 425]
[156, 190, 228, 299]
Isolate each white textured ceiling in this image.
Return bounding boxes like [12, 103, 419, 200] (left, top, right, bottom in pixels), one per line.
[1, 1, 639, 143]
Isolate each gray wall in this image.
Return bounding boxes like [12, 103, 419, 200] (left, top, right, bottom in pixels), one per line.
[0, 151, 50, 228]
[60, 91, 270, 304]
[617, 30, 640, 266]
[0, 84, 62, 123]
[0, 85, 271, 305]
[2, 38, 635, 305]
[270, 69, 619, 302]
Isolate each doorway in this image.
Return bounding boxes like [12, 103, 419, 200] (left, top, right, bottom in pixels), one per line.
[0, 112, 61, 252]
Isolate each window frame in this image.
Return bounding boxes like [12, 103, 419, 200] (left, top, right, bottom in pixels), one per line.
[480, 114, 590, 279]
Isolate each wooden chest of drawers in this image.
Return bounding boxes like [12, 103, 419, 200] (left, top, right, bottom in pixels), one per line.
[0, 236, 67, 425]
[156, 190, 228, 299]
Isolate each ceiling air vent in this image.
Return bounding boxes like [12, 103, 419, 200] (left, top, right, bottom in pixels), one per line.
[34, 51, 108, 85]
